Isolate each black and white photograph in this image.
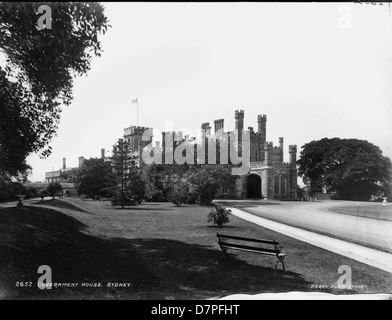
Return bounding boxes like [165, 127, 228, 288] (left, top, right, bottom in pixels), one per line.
[0, 1, 391, 305]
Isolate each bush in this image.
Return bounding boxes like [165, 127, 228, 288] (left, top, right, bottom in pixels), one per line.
[47, 182, 63, 199]
[40, 189, 48, 201]
[0, 178, 28, 202]
[207, 205, 231, 227]
[168, 182, 189, 206]
[111, 193, 136, 208]
[25, 186, 38, 198]
[79, 194, 89, 200]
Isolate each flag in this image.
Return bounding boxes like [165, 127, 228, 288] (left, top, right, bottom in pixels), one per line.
[132, 98, 138, 104]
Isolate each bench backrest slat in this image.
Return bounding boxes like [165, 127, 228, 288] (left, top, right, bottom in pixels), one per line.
[217, 233, 278, 245]
[219, 242, 278, 254]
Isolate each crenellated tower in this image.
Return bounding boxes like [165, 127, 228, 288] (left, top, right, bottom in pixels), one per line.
[289, 145, 297, 165]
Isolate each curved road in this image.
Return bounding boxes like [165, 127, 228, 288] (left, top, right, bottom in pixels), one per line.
[215, 200, 392, 253]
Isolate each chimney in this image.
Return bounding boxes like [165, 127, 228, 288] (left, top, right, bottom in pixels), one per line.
[101, 148, 105, 159]
[235, 110, 244, 132]
[289, 145, 297, 165]
[78, 156, 85, 168]
[214, 119, 224, 134]
[62, 158, 66, 169]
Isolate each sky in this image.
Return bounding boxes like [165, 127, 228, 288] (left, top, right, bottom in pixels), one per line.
[16, 2, 392, 182]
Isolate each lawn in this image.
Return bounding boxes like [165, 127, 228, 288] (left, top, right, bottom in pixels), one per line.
[0, 198, 391, 300]
[329, 204, 392, 222]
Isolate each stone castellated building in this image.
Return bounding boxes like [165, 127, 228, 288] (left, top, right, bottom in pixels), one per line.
[207, 110, 298, 200]
[122, 110, 298, 200]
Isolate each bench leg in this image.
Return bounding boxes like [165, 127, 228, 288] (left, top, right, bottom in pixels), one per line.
[219, 246, 229, 260]
[275, 258, 286, 271]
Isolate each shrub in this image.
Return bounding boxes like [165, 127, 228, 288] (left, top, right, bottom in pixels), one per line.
[0, 178, 27, 202]
[47, 182, 63, 199]
[111, 193, 136, 208]
[207, 205, 231, 227]
[25, 186, 38, 198]
[79, 194, 88, 200]
[168, 182, 189, 206]
[40, 189, 48, 201]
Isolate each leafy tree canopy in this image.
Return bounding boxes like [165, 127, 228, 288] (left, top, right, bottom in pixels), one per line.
[74, 158, 116, 198]
[46, 181, 63, 199]
[297, 138, 392, 200]
[0, 2, 109, 177]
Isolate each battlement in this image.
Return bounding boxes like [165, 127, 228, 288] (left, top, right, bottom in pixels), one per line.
[124, 126, 151, 136]
[201, 122, 211, 129]
[274, 162, 294, 168]
[235, 109, 245, 117]
[264, 141, 274, 149]
[250, 161, 266, 167]
[289, 145, 297, 153]
[257, 114, 267, 122]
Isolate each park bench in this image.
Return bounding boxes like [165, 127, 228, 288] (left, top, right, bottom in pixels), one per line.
[217, 233, 287, 271]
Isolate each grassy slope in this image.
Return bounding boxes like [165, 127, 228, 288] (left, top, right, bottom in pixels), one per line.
[0, 198, 391, 300]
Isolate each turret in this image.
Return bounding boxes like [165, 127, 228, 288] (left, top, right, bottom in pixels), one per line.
[264, 141, 273, 165]
[279, 137, 284, 162]
[257, 114, 267, 143]
[289, 145, 297, 165]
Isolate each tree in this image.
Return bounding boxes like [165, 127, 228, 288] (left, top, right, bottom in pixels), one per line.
[74, 158, 116, 198]
[297, 138, 392, 200]
[111, 139, 145, 208]
[0, 2, 109, 178]
[188, 165, 233, 205]
[40, 189, 48, 202]
[128, 166, 146, 204]
[168, 179, 189, 206]
[46, 182, 63, 200]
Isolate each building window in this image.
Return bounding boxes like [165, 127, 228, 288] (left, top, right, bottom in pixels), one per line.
[274, 174, 288, 196]
[222, 187, 227, 194]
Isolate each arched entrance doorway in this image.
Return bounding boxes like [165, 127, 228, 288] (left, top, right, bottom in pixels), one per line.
[247, 174, 262, 199]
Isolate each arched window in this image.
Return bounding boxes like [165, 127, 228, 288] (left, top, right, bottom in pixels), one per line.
[274, 174, 288, 196]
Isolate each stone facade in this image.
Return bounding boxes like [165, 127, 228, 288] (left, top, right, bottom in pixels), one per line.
[121, 111, 298, 200]
[211, 110, 298, 200]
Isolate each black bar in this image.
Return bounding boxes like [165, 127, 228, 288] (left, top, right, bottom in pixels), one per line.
[217, 233, 279, 245]
[219, 242, 278, 254]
